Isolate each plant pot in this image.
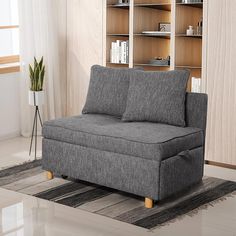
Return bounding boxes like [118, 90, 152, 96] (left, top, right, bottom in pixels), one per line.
[29, 91, 44, 106]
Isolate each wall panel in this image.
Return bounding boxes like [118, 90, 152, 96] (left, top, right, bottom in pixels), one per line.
[203, 0, 236, 165]
[67, 0, 104, 115]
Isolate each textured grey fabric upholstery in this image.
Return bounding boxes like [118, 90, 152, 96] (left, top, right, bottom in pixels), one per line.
[159, 147, 204, 199]
[186, 93, 208, 131]
[42, 138, 160, 199]
[82, 65, 136, 117]
[42, 139, 204, 200]
[122, 70, 189, 126]
[43, 114, 204, 161]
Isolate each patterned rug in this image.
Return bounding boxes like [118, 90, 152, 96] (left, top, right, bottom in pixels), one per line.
[0, 160, 235, 229]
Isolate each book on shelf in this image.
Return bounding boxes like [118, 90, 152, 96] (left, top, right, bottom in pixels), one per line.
[110, 40, 129, 64]
[191, 77, 201, 93]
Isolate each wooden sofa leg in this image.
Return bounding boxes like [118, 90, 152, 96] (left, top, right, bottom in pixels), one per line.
[145, 198, 154, 208]
[46, 171, 54, 180]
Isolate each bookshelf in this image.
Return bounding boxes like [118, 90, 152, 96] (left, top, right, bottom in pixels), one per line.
[174, 0, 203, 91]
[106, 0, 130, 67]
[104, 0, 204, 90]
[133, 0, 171, 70]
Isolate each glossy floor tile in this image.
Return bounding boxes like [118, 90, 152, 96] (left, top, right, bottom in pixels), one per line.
[0, 188, 151, 236]
[0, 137, 42, 170]
[0, 136, 235, 236]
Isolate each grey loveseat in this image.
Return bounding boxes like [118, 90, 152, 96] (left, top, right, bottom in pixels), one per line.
[42, 65, 207, 208]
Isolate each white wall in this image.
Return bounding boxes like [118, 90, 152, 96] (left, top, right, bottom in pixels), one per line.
[0, 73, 20, 140]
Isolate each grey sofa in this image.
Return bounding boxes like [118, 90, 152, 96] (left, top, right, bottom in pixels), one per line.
[42, 66, 207, 208]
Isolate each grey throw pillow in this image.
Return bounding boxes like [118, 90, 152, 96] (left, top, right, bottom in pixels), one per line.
[82, 65, 138, 117]
[122, 70, 189, 127]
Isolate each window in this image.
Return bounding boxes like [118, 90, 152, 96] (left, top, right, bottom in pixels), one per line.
[0, 0, 20, 74]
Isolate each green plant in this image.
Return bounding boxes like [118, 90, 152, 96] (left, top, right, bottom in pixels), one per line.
[29, 57, 45, 91]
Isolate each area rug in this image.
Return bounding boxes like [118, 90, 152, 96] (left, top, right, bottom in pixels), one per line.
[0, 160, 235, 230]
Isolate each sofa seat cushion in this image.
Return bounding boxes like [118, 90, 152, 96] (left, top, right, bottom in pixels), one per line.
[42, 114, 204, 161]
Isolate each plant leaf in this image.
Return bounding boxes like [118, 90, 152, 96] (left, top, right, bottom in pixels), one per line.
[39, 56, 43, 70]
[34, 57, 38, 69]
[34, 65, 40, 91]
[29, 64, 34, 90]
[39, 65, 45, 90]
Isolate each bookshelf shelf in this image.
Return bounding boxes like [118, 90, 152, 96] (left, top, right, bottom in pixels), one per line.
[176, 2, 203, 8]
[134, 3, 171, 11]
[107, 34, 129, 37]
[175, 65, 202, 69]
[135, 63, 170, 67]
[107, 4, 130, 9]
[175, 34, 202, 38]
[134, 33, 171, 39]
[107, 62, 129, 65]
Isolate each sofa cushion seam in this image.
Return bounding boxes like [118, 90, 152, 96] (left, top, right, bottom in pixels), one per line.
[43, 124, 204, 146]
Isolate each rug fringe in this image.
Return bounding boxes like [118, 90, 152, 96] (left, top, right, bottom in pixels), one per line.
[149, 191, 236, 231]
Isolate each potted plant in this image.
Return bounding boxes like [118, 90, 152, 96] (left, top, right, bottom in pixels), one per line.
[28, 57, 45, 106]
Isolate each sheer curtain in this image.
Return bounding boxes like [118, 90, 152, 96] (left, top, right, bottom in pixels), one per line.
[18, 0, 67, 137]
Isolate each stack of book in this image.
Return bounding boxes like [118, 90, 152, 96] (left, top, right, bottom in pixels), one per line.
[110, 40, 129, 64]
[191, 77, 201, 93]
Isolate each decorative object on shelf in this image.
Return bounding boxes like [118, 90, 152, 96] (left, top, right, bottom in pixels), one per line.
[159, 22, 171, 32]
[196, 18, 203, 35]
[149, 56, 170, 66]
[186, 25, 194, 36]
[110, 40, 129, 64]
[116, 0, 129, 6]
[28, 56, 45, 160]
[191, 77, 201, 93]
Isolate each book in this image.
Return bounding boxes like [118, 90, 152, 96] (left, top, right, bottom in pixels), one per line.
[126, 41, 129, 63]
[110, 40, 129, 64]
[121, 41, 127, 64]
[116, 40, 121, 63]
[111, 42, 116, 63]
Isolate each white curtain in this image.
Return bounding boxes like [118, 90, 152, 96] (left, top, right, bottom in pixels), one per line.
[18, 0, 67, 137]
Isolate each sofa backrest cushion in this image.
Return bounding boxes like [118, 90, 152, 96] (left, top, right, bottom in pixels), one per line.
[186, 92, 208, 132]
[82, 65, 138, 117]
[122, 70, 189, 127]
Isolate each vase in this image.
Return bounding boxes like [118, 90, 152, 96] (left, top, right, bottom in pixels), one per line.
[29, 91, 44, 106]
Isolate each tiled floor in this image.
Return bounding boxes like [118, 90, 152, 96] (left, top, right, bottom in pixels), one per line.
[0, 136, 235, 236]
[0, 136, 42, 170]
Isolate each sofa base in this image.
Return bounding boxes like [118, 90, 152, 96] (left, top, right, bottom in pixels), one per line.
[42, 138, 204, 201]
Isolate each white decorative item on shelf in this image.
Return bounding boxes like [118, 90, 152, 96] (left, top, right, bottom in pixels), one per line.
[191, 77, 201, 93]
[29, 90, 44, 106]
[186, 26, 194, 36]
[159, 23, 171, 32]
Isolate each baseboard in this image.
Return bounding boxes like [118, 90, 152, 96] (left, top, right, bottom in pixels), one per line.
[205, 160, 236, 170]
[0, 131, 20, 141]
